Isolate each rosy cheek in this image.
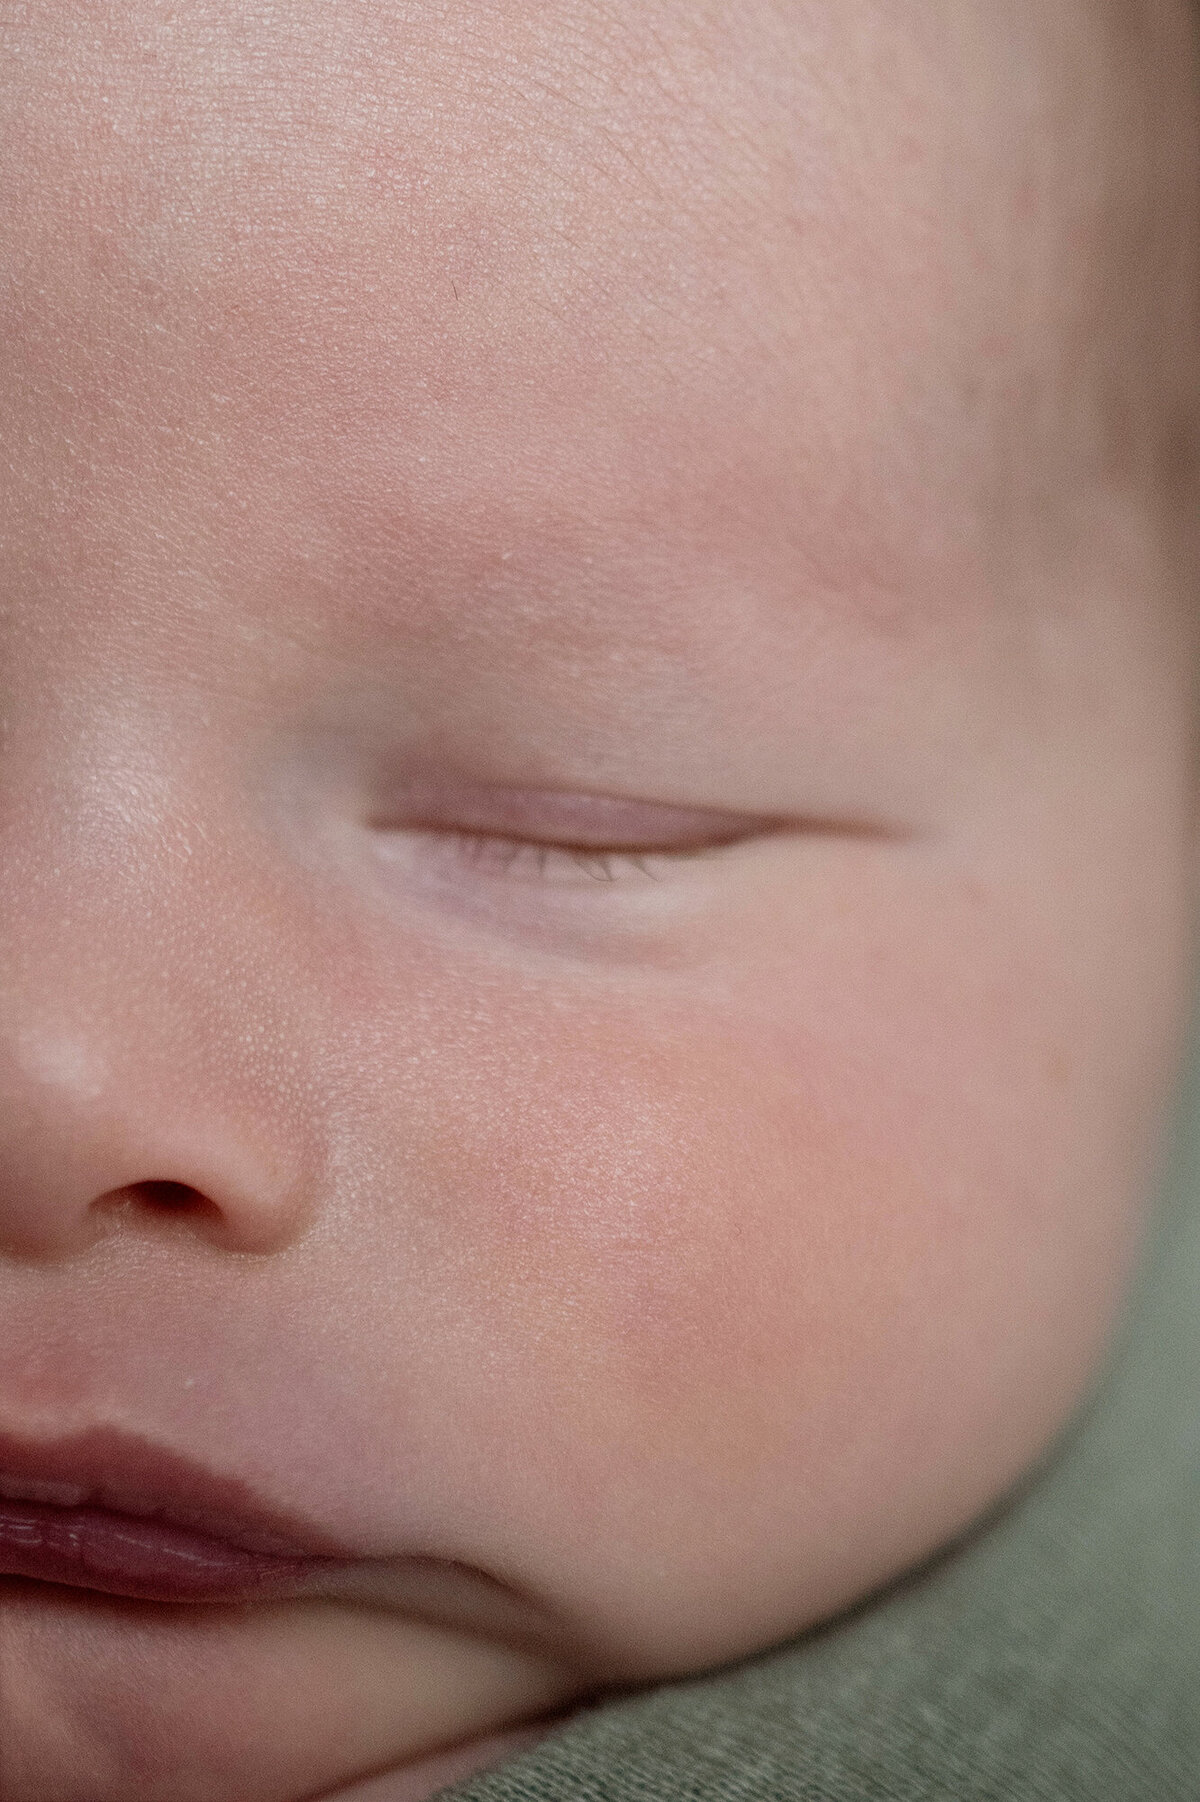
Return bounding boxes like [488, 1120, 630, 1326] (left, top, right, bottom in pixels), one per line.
[299, 843, 1161, 1664]
[400, 945, 1112, 1526]
[389, 984, 929, 1465]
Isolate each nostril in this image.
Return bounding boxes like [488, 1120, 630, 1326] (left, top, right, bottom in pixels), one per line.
[136, 1180, 207, 1212]
[139, 1182, 208, 1210]
[96, 1179, 217, 1221]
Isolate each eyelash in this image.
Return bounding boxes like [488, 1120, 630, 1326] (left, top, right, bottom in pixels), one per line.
[440, 829, 692, 884]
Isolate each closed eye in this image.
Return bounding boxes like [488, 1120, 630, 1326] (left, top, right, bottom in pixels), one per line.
[366, 782, 789, 887]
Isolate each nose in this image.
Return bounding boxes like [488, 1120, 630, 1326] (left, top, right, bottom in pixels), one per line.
[0, 768, 317, 1266]
[0, 1025, 308, 1261]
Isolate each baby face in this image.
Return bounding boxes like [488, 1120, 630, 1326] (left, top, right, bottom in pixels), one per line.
[1, 3, 1197, 1798]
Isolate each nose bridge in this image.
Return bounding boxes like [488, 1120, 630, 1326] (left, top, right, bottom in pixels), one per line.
[0, 703, 318, 1262]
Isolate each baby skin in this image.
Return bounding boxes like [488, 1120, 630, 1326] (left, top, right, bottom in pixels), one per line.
[1, 2, 1199, 1798]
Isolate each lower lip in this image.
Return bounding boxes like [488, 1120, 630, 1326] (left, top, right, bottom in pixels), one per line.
[0, 1497, 320, 1602]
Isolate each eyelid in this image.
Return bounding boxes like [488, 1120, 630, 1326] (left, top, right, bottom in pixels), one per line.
[367, 781, 782, 853]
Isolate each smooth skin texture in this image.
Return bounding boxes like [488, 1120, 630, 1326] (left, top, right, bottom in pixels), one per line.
[1, 2, 1199, 1798]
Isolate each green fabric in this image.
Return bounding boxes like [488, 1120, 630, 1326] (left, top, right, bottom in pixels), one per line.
[445, 1022, 1200, 1801]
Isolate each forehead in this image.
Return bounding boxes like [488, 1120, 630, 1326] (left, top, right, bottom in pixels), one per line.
[1, 1, 1026, 653]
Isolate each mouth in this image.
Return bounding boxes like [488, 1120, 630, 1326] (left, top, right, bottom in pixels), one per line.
[0, 1423, 351, 1604]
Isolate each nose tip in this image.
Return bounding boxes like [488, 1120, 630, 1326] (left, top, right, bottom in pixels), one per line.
[0, 709, 323, 1270]
[0, 1026, 311, 1264]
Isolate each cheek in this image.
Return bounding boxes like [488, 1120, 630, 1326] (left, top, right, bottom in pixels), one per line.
[334, 958, 987, 1512]
[392, 950, 1078, 1437]
[305, 848, 1173, 1674]
[369, 977, 1001, 1658]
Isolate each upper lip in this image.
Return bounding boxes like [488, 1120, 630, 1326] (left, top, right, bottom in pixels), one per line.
[0, 1422, 353, 1558]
